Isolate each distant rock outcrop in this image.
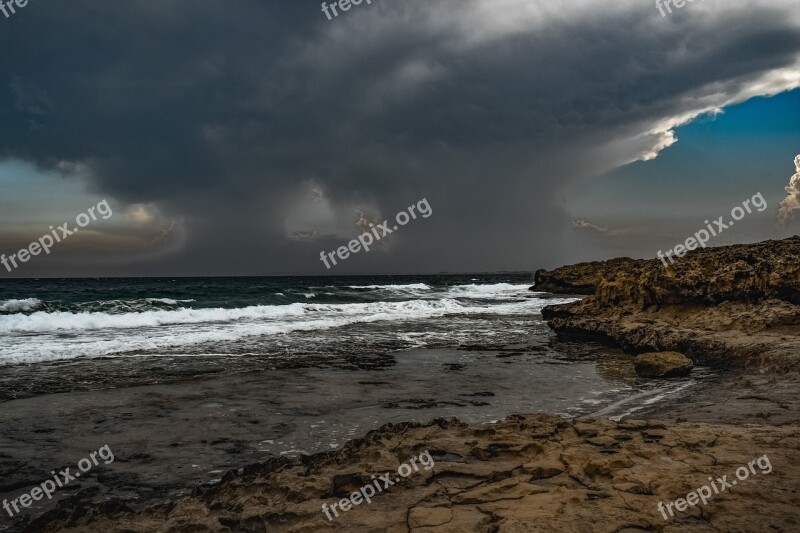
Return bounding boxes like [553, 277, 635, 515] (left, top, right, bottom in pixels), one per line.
[541, 236, 800, 371]
[531, 257, 640, 294]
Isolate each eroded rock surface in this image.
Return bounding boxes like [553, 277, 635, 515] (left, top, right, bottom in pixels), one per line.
[532, 257, 640, 295]
[542, 236, 800, 371]
[27, 414, 800, 532]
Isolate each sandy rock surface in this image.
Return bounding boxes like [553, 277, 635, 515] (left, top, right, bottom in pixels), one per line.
[28, 413, 800, 532]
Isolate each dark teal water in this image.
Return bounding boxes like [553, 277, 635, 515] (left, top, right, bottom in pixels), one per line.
[0, 274, 534, 313]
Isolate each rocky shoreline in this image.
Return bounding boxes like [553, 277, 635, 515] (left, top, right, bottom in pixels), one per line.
[24, 237, 800, 532]
[24, 390, 800, 532]
[540, 236, 800, 371]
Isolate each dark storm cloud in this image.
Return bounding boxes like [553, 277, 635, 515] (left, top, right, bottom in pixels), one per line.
[1, 0, 799, 275]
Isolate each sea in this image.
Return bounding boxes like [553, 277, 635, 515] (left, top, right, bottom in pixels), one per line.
[0, 274, 570, 366]
[0, 274, 703, 411]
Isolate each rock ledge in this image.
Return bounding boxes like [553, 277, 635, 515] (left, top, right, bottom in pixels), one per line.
[541, 236, 800, 371]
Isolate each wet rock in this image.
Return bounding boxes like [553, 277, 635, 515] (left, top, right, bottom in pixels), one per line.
[634, 352, 694, 378]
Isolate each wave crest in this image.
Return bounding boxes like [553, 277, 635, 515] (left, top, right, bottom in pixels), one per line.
[0, 298, 42, 313]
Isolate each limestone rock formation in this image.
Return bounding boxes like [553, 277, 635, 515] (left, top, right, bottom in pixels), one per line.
[634, 352, 694, 378]
[541, 236, 800, 371]
[531, 257, 639, 294]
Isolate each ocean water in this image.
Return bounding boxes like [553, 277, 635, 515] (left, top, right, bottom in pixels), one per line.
[0, 274, 573, 366]
[0, 274, 707, 418]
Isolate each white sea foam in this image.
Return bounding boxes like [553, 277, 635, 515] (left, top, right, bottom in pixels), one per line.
[593, 381, 697, 421]
[0, 295, 576, 365]
[345, 283, 530, 298]
[0, 298, 42, 313]
[146, 298, 196, 305]
[0, 303, 309, 333]
[347, 283, 431, 290]
[443, 283, 532, 298]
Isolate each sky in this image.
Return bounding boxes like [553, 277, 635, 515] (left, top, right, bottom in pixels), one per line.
[0, 0, 799, 277]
